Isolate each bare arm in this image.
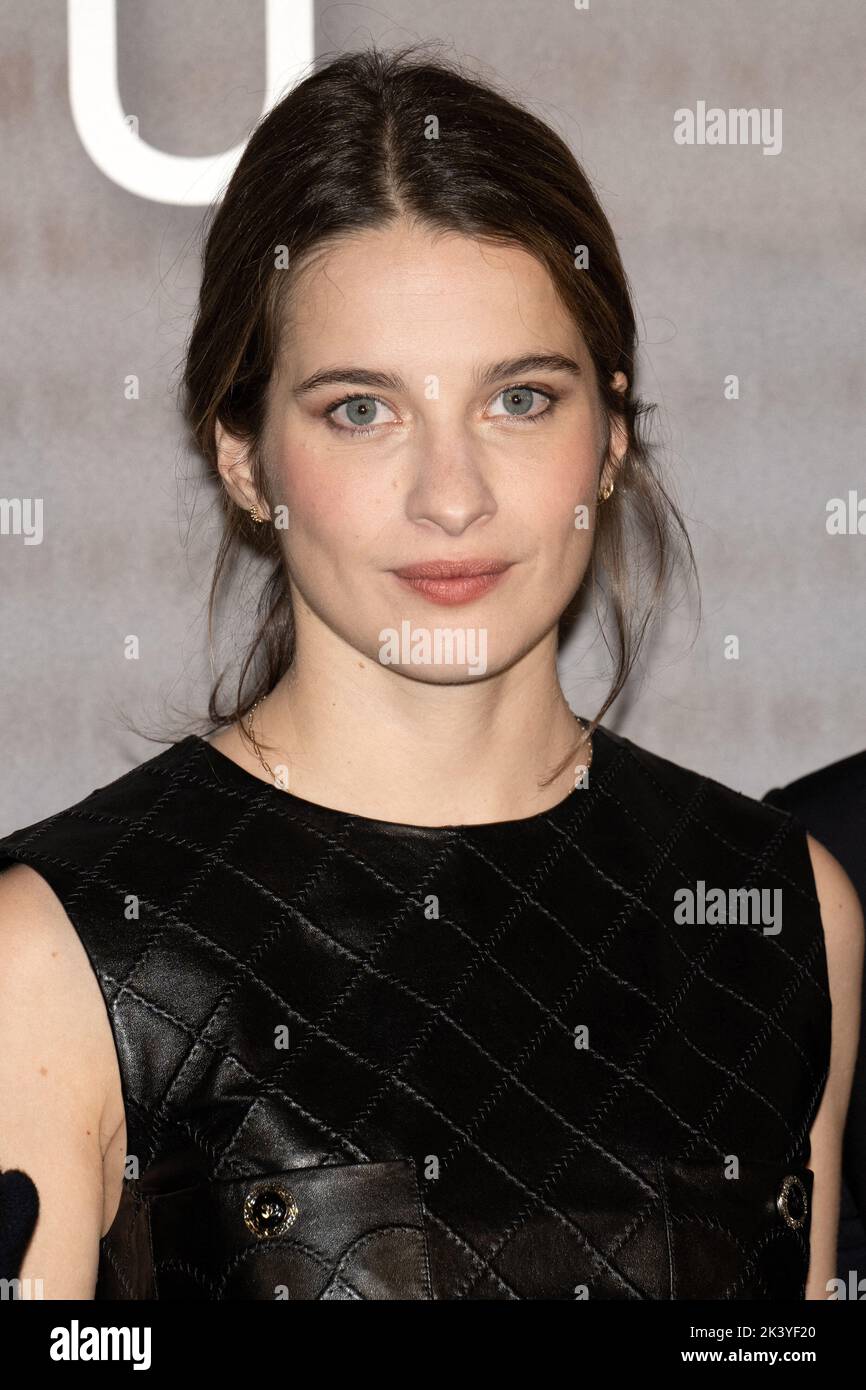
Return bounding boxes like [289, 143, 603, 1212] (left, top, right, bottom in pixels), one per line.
[0, 863, 119, 1298]
[803, 833, 864, 1300]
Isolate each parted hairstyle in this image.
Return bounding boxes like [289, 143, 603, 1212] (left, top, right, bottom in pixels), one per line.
[179, 40, 698, 778]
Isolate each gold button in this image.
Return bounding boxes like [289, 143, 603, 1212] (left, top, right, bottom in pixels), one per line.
[243, 1183, 299, 1239]
[776, 1173, 808, 1230]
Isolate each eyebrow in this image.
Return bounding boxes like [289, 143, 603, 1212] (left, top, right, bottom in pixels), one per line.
[291, 352, 582, 398]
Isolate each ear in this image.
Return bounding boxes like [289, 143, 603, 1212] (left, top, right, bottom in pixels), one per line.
[215, 420, 270, 519]
[600, 371, 629, 492]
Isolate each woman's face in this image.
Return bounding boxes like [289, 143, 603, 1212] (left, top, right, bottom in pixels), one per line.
[239, 219, 625, 682]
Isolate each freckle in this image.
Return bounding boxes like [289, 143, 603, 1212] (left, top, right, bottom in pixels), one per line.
[51, 950, 58, 957]
[39, 1065, 48, 1076]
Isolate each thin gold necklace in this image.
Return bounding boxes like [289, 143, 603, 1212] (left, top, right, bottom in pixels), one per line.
[244, 696, 593, 792]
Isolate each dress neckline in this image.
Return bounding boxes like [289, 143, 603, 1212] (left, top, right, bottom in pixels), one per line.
[184, 720, 616, 836]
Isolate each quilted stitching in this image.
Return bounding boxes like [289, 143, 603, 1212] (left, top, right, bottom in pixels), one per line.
[0, 723, 831, 1299]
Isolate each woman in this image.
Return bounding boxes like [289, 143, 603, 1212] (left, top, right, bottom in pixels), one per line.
[0, 43, 861, 1301]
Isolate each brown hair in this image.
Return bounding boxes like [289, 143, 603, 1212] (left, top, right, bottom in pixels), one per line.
[178, 41, 698, 776]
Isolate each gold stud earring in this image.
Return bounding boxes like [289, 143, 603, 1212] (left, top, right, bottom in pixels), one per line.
[598, 480, 614, 502]
[249, 504, 265, 524]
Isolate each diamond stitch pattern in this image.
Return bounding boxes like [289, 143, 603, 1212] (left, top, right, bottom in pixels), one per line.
[0, 723, 831, 1299]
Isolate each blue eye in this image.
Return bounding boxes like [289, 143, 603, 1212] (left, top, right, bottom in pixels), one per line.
[488, 385, 556, 422]
[325, 394, 398, 435]
[323, 383, 557, 437]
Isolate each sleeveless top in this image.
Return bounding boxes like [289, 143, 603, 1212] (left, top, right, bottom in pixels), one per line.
[0, 722, 832, 1300]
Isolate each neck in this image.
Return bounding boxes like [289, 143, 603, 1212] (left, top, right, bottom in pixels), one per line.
[214, 628, 590, 827]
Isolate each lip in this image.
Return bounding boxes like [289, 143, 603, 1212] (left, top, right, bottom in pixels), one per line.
[391, 558, 514, 606]
[392, 558, 513, 579]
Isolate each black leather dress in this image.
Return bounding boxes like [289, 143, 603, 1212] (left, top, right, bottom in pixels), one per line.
[0, 722, 831, 1300]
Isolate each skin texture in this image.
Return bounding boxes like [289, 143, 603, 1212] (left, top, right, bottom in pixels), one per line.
[801, 835, 864, 1299]
[0, 862, 126, 1297]
[0, 219, 861, 1298]
[214, 219, 629, 827]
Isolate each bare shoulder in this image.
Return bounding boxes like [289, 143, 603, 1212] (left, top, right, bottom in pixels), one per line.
[0, 861, 126, 1293]
[802, 834, 864, 1297]
[806, 833, 863, 1075]
[806, 834, 865, 987]
[0, 861, 125, 1142]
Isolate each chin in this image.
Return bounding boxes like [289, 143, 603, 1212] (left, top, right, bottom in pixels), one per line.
[386, 662, 502, 686]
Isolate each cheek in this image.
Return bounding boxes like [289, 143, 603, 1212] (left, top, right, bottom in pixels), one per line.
[270, 435, 336, 525]
[519, 437, 598, 538]
[271, 443, 380, 556]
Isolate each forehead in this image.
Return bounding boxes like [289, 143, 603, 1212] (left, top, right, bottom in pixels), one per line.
[279, 220, 586, 369]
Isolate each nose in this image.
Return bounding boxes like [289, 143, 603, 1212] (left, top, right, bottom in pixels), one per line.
[403, 426, 497, 536]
